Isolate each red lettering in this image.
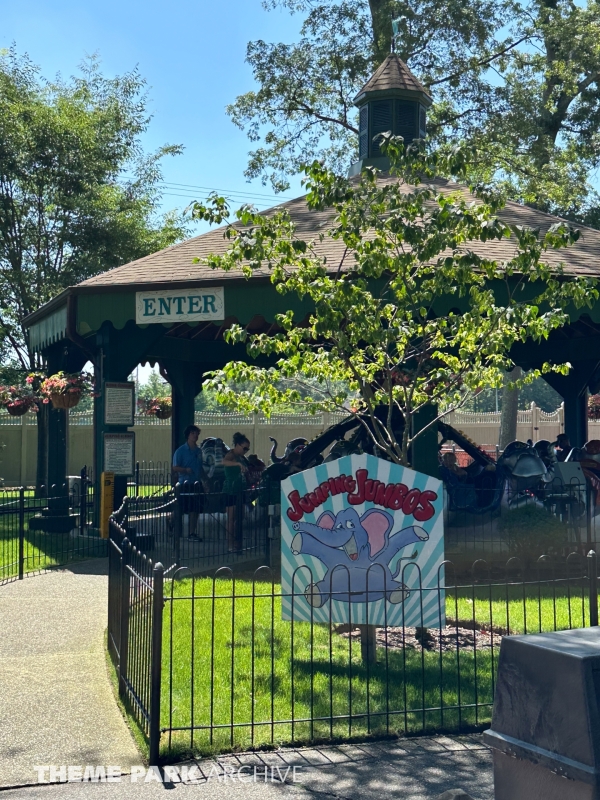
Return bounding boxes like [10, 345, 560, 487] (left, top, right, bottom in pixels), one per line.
[344, 475, 356, 493]
[348, 469, 368, 505]
[299, 496, 315, 514]
[383, 483, 397, 508]
[413, 490, 438, 522]
[306, 491, 320, 508]
[319, 482, 331, 502]
[364, 479, 378, 502]
[388, 484, 408, 511]
[329, 476, 345, 495]
[286, 490, 305, 522]
[374, 482, 387, 506]
[403, 488, 421, 516]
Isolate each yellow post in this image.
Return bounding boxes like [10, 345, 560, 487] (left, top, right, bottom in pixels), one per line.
[100, 471, 115, 539]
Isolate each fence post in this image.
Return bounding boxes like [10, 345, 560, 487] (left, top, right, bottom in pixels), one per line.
[359, 624, 377, 664]
[80, 466, 87, 536]
[149, 562, 164, 766]
[588, 550, 598, 627]
[18, 486, 25, 580]
[587, 485, 593, 551]
[531, 401, 538, 442]
[174, 484, 181, 563]
[118, 538, 130, 700]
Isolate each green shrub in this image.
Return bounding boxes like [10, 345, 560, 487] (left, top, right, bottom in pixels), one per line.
[498, 504, 571, 566]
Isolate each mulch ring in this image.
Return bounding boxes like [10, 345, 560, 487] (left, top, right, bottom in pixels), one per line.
[335, 619, 511, 651]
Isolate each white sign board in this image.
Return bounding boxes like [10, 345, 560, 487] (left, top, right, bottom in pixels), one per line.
[104, 382, 135, 426]
[281, 454, 445, 627]
[135, 288, 224, 324]
[104, 433, 135, 476]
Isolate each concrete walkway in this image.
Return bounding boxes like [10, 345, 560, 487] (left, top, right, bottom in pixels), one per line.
[0, 561, 493, 799]
[0, 560, 140, 788]
[0, 737, 492, 799]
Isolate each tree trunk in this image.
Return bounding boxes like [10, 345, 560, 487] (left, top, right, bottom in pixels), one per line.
[35, 403, 48, 497]
[499, 366, 522, 450]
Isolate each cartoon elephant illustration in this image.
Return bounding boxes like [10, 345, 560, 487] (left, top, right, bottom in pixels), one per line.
[290, 507, 429, 608]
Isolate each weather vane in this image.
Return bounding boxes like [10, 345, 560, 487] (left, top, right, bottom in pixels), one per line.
[391, 17, 402, 53]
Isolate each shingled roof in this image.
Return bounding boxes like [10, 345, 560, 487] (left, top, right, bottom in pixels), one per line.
[77, 176, 600, 291]
[353, 53, 431, 104]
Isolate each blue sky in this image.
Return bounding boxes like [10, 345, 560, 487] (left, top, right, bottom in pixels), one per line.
[1, 0, 307, 221]
[1, 0, 313, 379]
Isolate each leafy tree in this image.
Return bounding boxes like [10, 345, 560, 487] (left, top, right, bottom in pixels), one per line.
[463, 373, 562, 413]
[137, 370, 171, 402]
[229, 0, 600, 221]
[0, 48, 188, 488]
[0, 47, 187, 372]
[193, 141, 595, 466]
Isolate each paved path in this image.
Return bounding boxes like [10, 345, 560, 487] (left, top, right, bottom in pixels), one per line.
[0, 561, 493, 799]
[0, 736, 492, 799]
[0, 560, 140, 788]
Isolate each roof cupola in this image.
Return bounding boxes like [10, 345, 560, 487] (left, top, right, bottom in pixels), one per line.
[348, 53, 432, 177]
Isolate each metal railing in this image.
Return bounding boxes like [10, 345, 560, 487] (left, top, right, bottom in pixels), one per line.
[117, 482, 275, 575]
[107, 503, 600, 763]
[0, 468, 102, 585]
[444, 478, 593, 562]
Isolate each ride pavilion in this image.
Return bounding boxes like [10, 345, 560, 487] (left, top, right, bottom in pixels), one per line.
[24, 53, 600, 530]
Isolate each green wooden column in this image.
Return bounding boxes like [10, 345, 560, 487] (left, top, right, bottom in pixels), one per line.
[543, 360, 600, 448]
[161, 360, 205, 456]
[410, 404, 440, 478]
[30, 344, 86, 532]
[93, 322, 168, 520]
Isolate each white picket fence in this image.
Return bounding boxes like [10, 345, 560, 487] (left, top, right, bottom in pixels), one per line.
[444, 403, 569, 446]
[2, 402, 599, 486]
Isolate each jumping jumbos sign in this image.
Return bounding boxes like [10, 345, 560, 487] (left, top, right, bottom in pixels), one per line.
[135, 288, 225, 324]
[281, 454, 444, 627]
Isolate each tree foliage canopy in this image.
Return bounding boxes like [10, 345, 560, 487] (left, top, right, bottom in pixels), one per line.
[0, 48, 188, 369]
[229, 0, 600, 222]
[192, 140, 596, 466]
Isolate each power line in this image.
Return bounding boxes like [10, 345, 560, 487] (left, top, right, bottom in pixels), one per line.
[118, 175, 294, 203]
[159, 180, 294, 201]
[159, 191, 280, 209]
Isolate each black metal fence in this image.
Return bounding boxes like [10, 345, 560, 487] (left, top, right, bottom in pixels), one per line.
[119, 481, 275, 575]
[444, 477, 594, 563]
[0, 468, 103, 585]
[107, 503, 600, 763]
[128, 461, 173, 497]
[108, 511, 163, 763]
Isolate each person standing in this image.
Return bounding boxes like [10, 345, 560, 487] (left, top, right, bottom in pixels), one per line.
[553, 433, 572, 462]
[223, 432, 250, 552]
[172, 424, 204, 541]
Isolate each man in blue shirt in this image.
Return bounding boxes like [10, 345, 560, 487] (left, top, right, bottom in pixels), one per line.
[173, 425, 204, 540]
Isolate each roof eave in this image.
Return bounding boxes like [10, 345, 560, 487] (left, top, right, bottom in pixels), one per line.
[23, 288, 72, 329]
[353, 87, 433, 108]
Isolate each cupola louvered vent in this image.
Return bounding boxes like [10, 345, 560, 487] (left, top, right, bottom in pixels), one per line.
[348, 54, 432, 176]
[359, 105, 368, 159]
[395, 101, 418, 144]
[371, 99, 393, 156]
[420, 106, 427, 137]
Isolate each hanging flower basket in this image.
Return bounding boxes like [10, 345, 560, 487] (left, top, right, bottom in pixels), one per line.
[589, 394, 600, 420]
[49, 390, 82, 410]
[0, 386, 38, 416]
[6, 402, 31, 416]
[139, 395, 172, 419]
[40, 371, 92, 410]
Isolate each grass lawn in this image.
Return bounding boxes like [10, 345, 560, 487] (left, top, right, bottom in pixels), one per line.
[159, 574, 592, 758]
[0, 493, 105, 581]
